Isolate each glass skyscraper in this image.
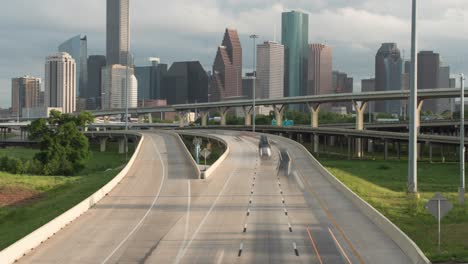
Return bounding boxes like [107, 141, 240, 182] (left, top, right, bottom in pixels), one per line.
[375, 43, 403, 114]
[107, 0, 129, 66]
[58, 35, 87, 97]
[282, 11, 309, 98]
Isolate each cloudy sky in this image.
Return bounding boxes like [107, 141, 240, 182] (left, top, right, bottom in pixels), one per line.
[0, 0, 467, 108]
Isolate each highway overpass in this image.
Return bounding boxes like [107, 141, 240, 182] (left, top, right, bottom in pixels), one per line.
[11, 130, 421, 263]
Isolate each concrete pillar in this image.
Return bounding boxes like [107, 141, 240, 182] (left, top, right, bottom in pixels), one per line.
[353, 100, 368, 158]
[308, 103, 321, 128]
[273, 104, 286, 127]
[243, 106, 253, 126]
[384, 140, 389, 160]
[429, 142, 433, 163]
[397, 142, 401, 160]
[178, 112, 186, 128]
[330, 136, 336, 147]
[100, 138, 108, 152]
[118, 138, 126, 154]
[416, 100, 424, 133]
[368, 139, 374, 153]
[218, 107, 229, 126]
[201, 111, 209, 127]
[313, 133, 319, 153]
[347, 137, 352, 160]
[147, 113, 153, 124]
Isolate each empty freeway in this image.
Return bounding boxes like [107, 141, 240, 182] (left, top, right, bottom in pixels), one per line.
[16, 130, 415, 264]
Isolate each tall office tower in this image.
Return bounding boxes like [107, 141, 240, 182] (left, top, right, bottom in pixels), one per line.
[361, 78, 375, 114]
[282, 10, 309, 98]
[86, 55, 107, 109]
[162, 61, 209, 105]
[210, 28, 243, 101]
[308, 44, 333, 95]
[436, 65, 451, 113]
[45, 53, 76, 113]
[58, 35, 87, 97]
[101, 65, 137, 109]
[418, 51, 440, 113]
[375, 43, 403, 114]
[11, 76, 41, 118]
[135, 58, 168, 101]
[333, 71, 353, 113]
[256, 41, 284, 99]
[107, 0, 130, 66]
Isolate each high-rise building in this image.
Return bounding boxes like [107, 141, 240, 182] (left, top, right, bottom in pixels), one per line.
[257, 41, 284, 99]
[242, 72, 260, 100]
[45, 53, 76, 113]
[375, 43, 403, 114]
[308, 44, 333, 95]
[436, 66, 451, 113]
[210, 28, 243, 101]
[362, 78, 375, 114]
[106, 0, 130, 66]
[282, 10, 309, 98]
[135, 58, 167, 101]
[333, 71, 353, 113]
[86, 55, 107, 109]
[101, 65, 137, 109]
[418, 51, 440, 113]
[11, 76, 41, 118]
[162, 61, 208, 105]
[58, 35, 87, 97]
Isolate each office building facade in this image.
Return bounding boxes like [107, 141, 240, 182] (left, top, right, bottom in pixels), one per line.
[107, 0, 130, 66]
[210, 28, 243, 101]
[162, 61, 208, 105]
[308, 44, 333, 96]
[282, 10, 309, 98]
[11, 76, 41, 118]
[135, 58, 168, 101]
[58, 35, 87, 97]
[101, 65, 137, 109]
[45, 53, 76, 113]
[256, 41, 284, 99]
[375, 43, 403, 114]
[418, 51, 441, 113]
[86, 55, 107, 109]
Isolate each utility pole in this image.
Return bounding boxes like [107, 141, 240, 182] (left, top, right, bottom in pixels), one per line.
[408, 0, 419, 194]
[250, 34, 259, 133]
[460, 73, 466, 206]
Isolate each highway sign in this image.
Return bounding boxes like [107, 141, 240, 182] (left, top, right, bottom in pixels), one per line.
[192, 137, 202, 146]
[200, 148, 211, 159]
[425, 193, 453, 250]
[425, 193, 453, 220]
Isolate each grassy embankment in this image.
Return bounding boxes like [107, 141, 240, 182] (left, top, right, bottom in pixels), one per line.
[179, 135, 226, 166]
[0, 143, 135, 250]
[317, 156, 468, 263]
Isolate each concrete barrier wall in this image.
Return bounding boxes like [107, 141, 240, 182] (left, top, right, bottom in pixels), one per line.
[278, 136, 431, 264]
[175, 132, 230, 179]
[170, 132, 202, 179]
[0, 133, 145, 264]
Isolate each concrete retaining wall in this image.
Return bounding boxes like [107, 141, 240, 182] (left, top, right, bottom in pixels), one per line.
[175, 132, 229, 179]
[283, 137, 431, 264]
[0, 133, 145, 264]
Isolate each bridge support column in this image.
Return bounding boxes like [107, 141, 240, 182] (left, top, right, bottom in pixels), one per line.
[397, 141, 401, 160]
[273, 104, 286, 127]
[178, 112, 186, 128]
[308, 103, 321, 128]
[353, 100, 368, 158]
[243, 106, 253, 126]
[118, 138, 128, 154]
[347, 137, 352, 160]
[384, 140, 389, 160]
[201, 111, 209, 127]
[138, 115, 144, 123]
[218, 107, 229, 126]
[313, 133, 319, 154]
[368, 139, 374, 153]
[100, 138, 108, 152]
[416, 99, 424, 132]
[147, 113, 153, 124]
[429, 142, 433, 163]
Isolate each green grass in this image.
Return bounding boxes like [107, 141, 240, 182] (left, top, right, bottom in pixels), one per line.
[0, 143, 135, 250]
[318, 158, 468, 263]
[179, 135, 226, 166]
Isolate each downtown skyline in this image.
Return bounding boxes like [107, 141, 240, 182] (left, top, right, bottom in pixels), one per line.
[0, 0, 467, 108]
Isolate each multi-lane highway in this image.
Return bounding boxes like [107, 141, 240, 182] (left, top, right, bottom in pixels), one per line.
[17, 130, 412, 263]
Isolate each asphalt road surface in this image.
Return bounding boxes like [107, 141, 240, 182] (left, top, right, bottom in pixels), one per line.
[17, 130, 412, 264]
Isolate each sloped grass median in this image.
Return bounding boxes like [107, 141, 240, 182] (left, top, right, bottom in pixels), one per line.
[0, 144, 135, 250]
[318, 158, 468, 263]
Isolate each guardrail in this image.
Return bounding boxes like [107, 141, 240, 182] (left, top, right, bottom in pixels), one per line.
[0, 132, 144, 264]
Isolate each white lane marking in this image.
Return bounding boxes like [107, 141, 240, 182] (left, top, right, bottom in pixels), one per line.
[328, 227, 353, 264]
[216, 250, 225, 264]
[174, 181, 191, 263]
[101, 135, 166, 264]
[175, 153, 239, 263]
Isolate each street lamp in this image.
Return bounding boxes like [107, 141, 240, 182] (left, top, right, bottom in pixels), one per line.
[250, 34, 259, 133]
[460, 73, 466, 205]
[408, 0, 419, 194]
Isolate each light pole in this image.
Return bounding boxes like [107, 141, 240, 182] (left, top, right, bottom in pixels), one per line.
[408, 0, 419, 194]
[250, 34, 259, 133]
[460, 73, 466, 205]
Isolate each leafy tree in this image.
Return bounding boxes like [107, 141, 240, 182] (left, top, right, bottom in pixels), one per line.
[28, 111, 90, 176]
